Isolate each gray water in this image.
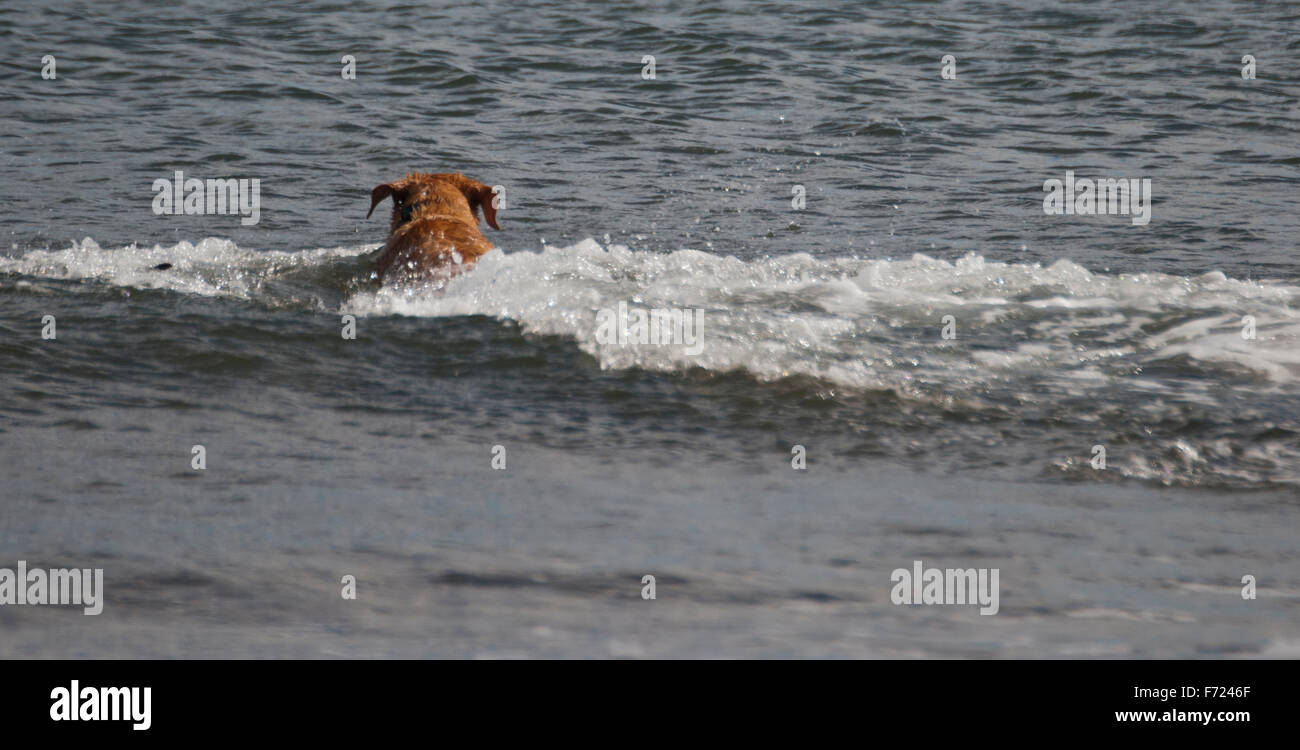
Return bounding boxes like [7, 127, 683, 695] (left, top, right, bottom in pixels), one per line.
[1, 0, 1298, 658]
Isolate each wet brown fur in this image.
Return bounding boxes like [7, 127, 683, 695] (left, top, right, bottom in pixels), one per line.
[366, 172, 500, 282]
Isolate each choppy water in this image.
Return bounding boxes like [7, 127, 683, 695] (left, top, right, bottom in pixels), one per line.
[1, 0, 1298, 658]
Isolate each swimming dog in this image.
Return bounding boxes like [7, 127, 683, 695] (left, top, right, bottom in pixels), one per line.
[366, 172, 500, 281]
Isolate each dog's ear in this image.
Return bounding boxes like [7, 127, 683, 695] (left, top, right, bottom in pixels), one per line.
[367, 183, 399, 219]
[476, 185, 501, 230]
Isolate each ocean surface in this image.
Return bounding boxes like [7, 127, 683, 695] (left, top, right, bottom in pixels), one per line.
[1, 0, 1298, 658]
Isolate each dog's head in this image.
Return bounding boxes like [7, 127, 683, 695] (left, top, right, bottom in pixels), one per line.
[366, 172, 500, 232]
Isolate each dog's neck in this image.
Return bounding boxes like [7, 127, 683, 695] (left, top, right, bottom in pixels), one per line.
[394, 206, 474, 231]
[393, 189, 478, 231]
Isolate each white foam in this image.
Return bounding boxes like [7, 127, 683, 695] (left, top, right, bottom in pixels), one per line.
[7, 236, 1300, 391]
[344, 240, 1300, 389]
[0, 237, 374, 300]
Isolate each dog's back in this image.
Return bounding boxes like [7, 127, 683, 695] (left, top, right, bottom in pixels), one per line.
[367, 172, 500, 281]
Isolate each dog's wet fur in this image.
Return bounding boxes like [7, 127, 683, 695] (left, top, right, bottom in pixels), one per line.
[366, 172, 500, 283]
